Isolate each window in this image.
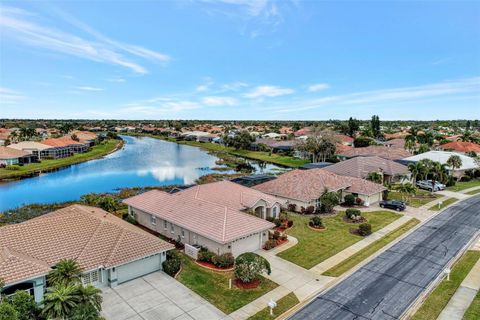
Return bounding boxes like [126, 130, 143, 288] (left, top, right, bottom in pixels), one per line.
[170, 223, 175, 234]
[151, 215, 156, 225]
[82, 270, 99, 285]
[181, 229, 185, 238]
[164, 220, 168, 229]
[272, 207, 277, 217]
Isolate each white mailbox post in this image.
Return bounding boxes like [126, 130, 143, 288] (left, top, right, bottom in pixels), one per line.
[445, 268, 451, 281]
[268, 299, 277, 316]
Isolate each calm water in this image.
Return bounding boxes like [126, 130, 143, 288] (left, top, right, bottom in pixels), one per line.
[0, 135, 281, 211]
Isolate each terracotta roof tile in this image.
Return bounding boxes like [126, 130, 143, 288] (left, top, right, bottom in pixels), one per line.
[0, 146, 29, 159]
[42, 138, 84, 147]
[338, 146, 411, 160]
[324, 156, 409, 178]
[440, 141, 480, 153]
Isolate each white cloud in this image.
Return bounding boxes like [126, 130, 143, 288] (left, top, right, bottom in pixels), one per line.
[75, 86, 104, 91]
[307, 83, 330, 92]
[0, 5, 170, 74]
[245, 85, 294, 98]
[0, 87, 26, 104]
[196, 77, 214, 92]
[107, 78, 126, 83]
[202, 96, 238, 106]
[221, 81, 248, 91]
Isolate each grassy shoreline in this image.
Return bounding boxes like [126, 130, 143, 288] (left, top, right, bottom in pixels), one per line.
[0, 139, 123, 181]
[124, 132, 309, 168]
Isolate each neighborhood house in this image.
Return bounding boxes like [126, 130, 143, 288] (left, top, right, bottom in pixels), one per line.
[123, 180, 281, 256]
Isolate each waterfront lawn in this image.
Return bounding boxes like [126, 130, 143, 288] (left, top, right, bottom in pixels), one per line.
[463, 290, 480, 320]
[447, 179, 480, 192]
[466, 188, 480, 195]
[0, 139, 121, 180]
[176, 254, 278, 314]
[247, 292, 300, 320]
[412, 250, 480, 320]
[388, 190, 442, 208]
[323, 218, 420, 277]
[277, 211, 401, 269]
[428, 198, 458, 211]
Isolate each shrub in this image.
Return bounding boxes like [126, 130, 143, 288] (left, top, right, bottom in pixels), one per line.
[287, 203, 297, 212]
[305, 206, 315, 215]
[273, 218, 282, 227]
[346, 208, 361, 219]
[343, 194, 356, 206]
[264, 240, 277, 250]
[5, 165, 20, 171]
[197, 248, 215, 263]
[162, 258, 181, 277]
[320, 191, 339, 213]
[355, 197, 364, 206]
[279, 234, 288, 241]
[279, 212, 289, 222]
[272, 231, 281, 240]
[309, 215, 323, 228]
[287, 220, 294, 228]
[266, 216, 275, 223]
[358, 223, 372, 236]
[300, 206, 306, 214]
[234, 253, 271, 283]
[125, 215, 137, 225]
[7, 290, 38, 320]
[212, 253, 234, 268]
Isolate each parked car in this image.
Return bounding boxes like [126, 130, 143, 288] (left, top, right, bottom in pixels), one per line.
[416, 180, 443, 192]
[379, 200, 406, 211]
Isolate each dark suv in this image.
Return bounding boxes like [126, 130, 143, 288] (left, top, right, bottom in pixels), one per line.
[379, 200, 406, 211]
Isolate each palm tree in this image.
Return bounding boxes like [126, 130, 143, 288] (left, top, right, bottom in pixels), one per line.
[408, 162, 422, 184]
[396, 183, 416, 203]
[446, 155, 462, 178]
[48, 259, 82, 287]
[42, 285, 81, 320]
[367, 172, 383, 184]
[77, 285, 103, 312]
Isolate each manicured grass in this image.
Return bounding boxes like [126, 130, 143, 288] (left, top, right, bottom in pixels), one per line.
[466, 188, 480, 195]
[277, 211, 402, 269]
[412, 250, 480, 320]
[429, 197, 459, 211]
[247, 292, 300, 320]
[126, 133, 308, 168]
[177, 254, 278, 314]
[323, 218, 420, 277]
[388, 190, 443, 208]
[447, 179, 480, 192]
[0, 139, 122, 180]
[463, 290, 480, 320]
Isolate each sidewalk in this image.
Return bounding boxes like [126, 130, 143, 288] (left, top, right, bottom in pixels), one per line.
[437, 238, 480, 320]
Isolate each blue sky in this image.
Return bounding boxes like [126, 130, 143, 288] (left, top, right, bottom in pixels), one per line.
[0, 0, 479, 120]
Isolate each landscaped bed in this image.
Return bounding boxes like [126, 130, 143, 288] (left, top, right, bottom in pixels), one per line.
[247, 292, 300, 320]
[446, 179, 480, 192]
[388, 190, 443, 208]
[412, 250, 480, 320]
[323, 218, 420, 277]
[429, 197, 459, 211]
[277, 211, 402, 269]
[176, 254, 278, 314]
[463, 290, 480, 320]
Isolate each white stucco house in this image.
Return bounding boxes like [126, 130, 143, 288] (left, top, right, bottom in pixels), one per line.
[0, 205, 174, 303]
[123, 180, 282, 257]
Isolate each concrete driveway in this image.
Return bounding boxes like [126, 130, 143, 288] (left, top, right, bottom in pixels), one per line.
[101, 271, 226, 320]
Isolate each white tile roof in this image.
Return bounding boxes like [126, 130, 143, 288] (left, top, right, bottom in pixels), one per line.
[402, 151, 479, 171]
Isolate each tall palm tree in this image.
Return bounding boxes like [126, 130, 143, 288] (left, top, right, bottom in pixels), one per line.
[367, 172, 383, 184]
[77, 285, 103, 312]
[408, 162, 422, 184]
[42, 285, 81, 320]
[396, 183, 416, 203]
[48, 259, 82, 287]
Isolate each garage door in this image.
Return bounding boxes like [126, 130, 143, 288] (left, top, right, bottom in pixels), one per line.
[117, 254, 162, 284]
[232, 234, 261, 257]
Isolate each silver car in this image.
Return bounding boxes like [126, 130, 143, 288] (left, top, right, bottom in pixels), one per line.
[416, 180, 442, 192]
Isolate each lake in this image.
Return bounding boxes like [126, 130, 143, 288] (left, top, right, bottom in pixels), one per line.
[0, 135, 282, 211]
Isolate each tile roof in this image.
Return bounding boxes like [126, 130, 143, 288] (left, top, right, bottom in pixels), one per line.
[8, 141, 53, 151]
[0, 205, 173, 285]
[338, 146, 411, 160]
[324, 156, 409, 178]
[42, 138, 84, 147]
[253, 169, 386, 202]
[402, 151, 479, 171]
[439, 141, 480, 153]
[123, 180, 277, 244]
[0, 146, 30, 159]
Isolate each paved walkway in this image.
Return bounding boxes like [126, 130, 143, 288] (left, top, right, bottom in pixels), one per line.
[459, 186, 480, 194]
[437, 238, 480, 320]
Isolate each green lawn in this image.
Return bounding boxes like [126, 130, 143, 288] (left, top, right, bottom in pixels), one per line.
[463, 290, 480, 320]
[388, 190, 443, 208]
[176, 254, 278, 314]
[447, 179, 480, 192]
[323, 218, 420, 277]
[0, 139, 122, 180]
[466, 188, 480, 195]
[277, 211, 402, 269]
[125, 133, 308, 168]
[412, 250, 480, 320]
[429, 198, 459, 211]
[247, 292, 300, 320]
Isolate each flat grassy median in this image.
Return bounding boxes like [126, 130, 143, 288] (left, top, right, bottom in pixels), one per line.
[0, 139, 122, 180]
[447, 179, 480, 192]
[429, 197, 458, 211]
[466, 188, 480, 195]
[412, 250, 480, 320]
[388, 190, 443, 208]
[463, 290, 480, 320]
[247, 292, 300, 320]
[277, 211, 402, 269]
[323, 218, 420, 277]
[176, 254, 278, 314]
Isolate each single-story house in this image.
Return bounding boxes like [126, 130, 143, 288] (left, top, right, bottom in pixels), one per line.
[67, 130, 98, 146]
[399, 151, 479, 179]
[41, 138, 88, 157]
[323, 156, 410, 183]
[0, 205, 173, 303]
[253, 169, 386, 210]
[8, 141, 56, 160]
[337, 146, 411, 161]
[439, 141, 480, 154]
[123, 180, 281, 256]
[0, 146, 36, 165]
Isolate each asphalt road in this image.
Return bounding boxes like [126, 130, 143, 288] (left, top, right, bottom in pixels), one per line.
[289, 195, 480, 320]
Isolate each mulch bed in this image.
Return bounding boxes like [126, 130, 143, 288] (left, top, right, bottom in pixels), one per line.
[343, 217, 368, 224]
[234, 278, 260, 289]
[307, 224, 327, 232]
[194, 260, 234, 272]
[263, 238, 289, 250]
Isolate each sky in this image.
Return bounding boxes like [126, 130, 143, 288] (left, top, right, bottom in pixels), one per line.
[0, 0, 479, 120]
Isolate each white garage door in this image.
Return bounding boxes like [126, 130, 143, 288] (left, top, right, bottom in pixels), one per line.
[117, 254, 161, 284]
[232, 234, 261, 257]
